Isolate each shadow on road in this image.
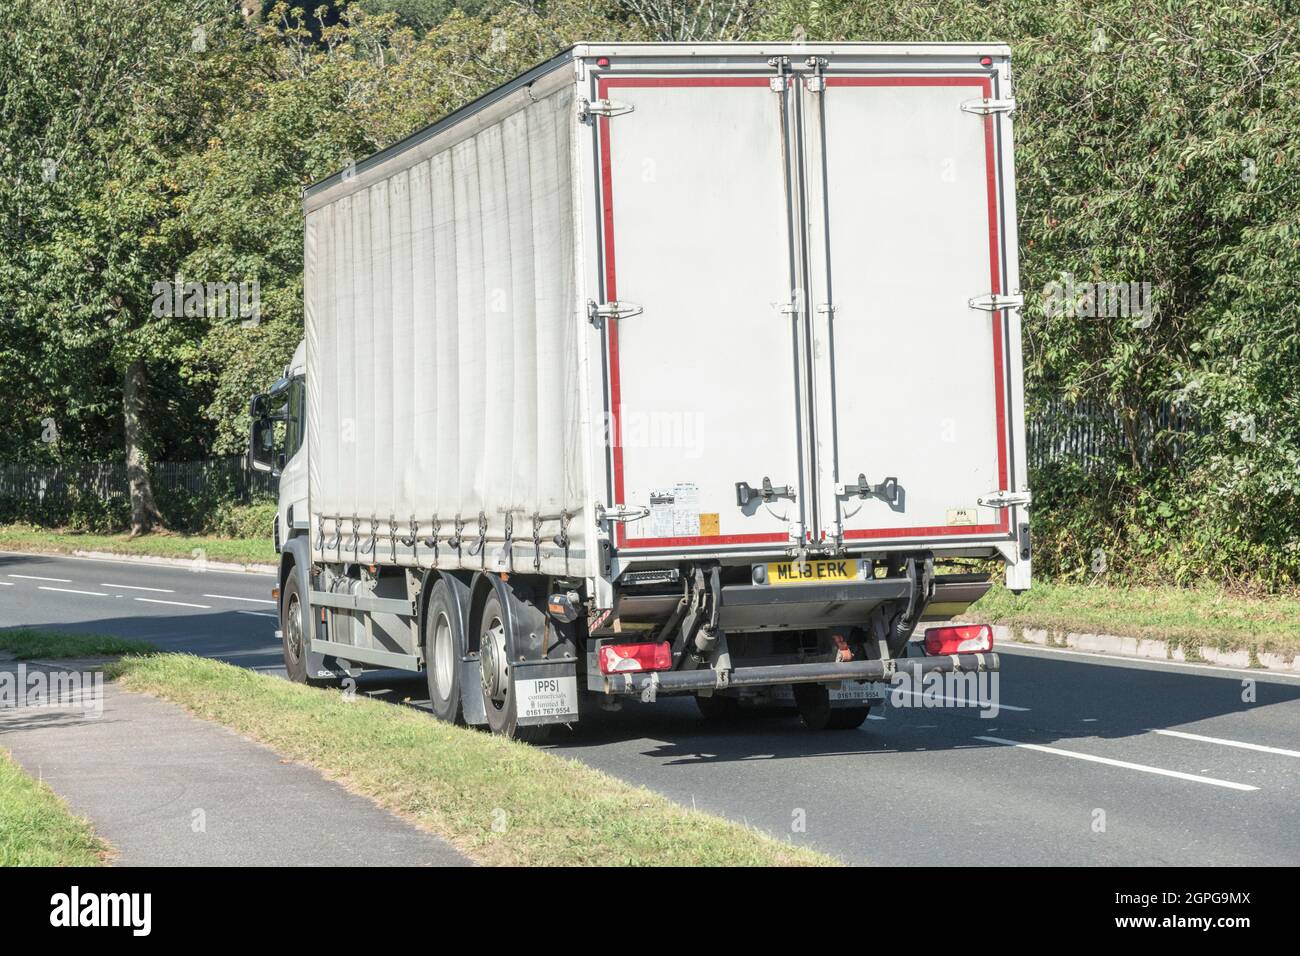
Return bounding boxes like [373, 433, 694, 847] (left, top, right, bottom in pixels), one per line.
[5, 597, 1297, 760]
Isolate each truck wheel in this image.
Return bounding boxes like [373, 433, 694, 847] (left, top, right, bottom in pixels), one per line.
[424, 579, 464, 724]
[280, 572, 331, 687]
[792, 683, 873, 731]
[695, 694, 740, 720]
[478, 592, 550, 743]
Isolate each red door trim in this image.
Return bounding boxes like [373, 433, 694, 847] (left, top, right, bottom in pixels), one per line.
[824, 76, 1011, 541]
[597, 75, 791, 549]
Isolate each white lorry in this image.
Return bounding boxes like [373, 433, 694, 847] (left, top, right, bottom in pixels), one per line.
[250, 42, 1029, 738]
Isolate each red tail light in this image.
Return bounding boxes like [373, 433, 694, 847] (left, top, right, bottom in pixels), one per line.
[597, 641, 672, 674]
[924, 624, 994, 656]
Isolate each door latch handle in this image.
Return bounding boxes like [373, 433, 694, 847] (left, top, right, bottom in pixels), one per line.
[836, 473, 899, 505]
[736, 477, 796, 507]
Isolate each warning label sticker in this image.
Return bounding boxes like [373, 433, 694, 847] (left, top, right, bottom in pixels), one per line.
[516, 676, 579, 721]
[946, 507, 978, 526]
[648, 482, 700, 537]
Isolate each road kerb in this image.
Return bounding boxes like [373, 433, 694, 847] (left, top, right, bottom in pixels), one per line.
[986, 623, 1300, 673]
[72, 550, 276, 575]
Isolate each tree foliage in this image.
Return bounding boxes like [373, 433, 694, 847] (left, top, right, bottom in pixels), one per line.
[1, 0, 1298, 582]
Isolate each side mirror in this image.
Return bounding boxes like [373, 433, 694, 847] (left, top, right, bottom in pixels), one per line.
[249, 416, 276, 474]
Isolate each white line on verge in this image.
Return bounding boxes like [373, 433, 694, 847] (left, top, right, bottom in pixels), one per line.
[203, 594, 275, 605]
[101, 583, 174, 593]
[37, 586, 108, 597]
[134, 597, 210, 609]
[973, 735, 1259, 792]
[1151, 729, 1300, 760]
[9, 574, 72, 583]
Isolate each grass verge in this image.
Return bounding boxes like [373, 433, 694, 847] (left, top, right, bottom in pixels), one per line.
[0, 524, 275, 566]
[970, 581, 1300, 658]
[0, 749, 109, 866]
[0, 628, 157, 660]
[108, 653, 835, 866]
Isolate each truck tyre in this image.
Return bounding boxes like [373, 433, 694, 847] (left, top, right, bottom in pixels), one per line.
[424, 579, 465, 724]
[695, 694, 741, 720]
[280, 572, 331, 687]
[792, 683, 873, 731]
[478, 592, 550, 743]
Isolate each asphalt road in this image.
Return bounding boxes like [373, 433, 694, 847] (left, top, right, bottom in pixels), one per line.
[4, 548, 1298, 866]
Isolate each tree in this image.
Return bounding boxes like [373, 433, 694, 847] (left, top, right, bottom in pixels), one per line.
[0, 0, 251, 533]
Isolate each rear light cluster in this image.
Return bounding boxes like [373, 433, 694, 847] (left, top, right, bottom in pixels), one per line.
[597, 641, 672, 675]
[923, 624, 994, 656]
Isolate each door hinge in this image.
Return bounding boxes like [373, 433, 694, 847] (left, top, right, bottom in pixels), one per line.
[596, 502, 650, 524]
[961, 97, 1016, 115]
[969, 292, 1024, 312]
[767, 55, 789, 92]
[588, 299, 643, 327]
[978, 489, 1032, 509]
[803, 56, 828, 93]
[577, 98, 634, 121]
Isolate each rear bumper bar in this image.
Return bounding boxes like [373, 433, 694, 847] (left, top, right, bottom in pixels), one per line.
[600, 652, 999, 697]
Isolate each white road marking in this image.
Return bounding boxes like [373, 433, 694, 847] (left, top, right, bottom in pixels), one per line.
[37, 586, 108, 597]
[236, 610, 278, 619]
[974, 735, 1259, 792]
[998, 641, 1300, 681]
[1152, 729, 1300, 760]
[134, 597, 210, 609]
[895, 690, 1030, 712]
[204, 594, 275, 605]
[0, 581, 12, 586]
[101, 583, 174, 593]
[9, 574, 72, 583]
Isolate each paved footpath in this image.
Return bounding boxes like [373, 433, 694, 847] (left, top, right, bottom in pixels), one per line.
[0, 656, 469, 866]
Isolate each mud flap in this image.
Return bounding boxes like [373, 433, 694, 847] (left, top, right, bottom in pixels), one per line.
[511, 659, 579, 726]
[460, 655, 488, 727]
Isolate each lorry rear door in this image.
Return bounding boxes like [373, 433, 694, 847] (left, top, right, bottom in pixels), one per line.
[593, 75, 810, 553]
[801, 67, 1022, 549]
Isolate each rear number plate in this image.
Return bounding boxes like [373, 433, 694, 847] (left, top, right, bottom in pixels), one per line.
[763, 559, 860, 585]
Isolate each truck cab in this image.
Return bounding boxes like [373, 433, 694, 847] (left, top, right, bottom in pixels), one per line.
[249, 342, 307, 555]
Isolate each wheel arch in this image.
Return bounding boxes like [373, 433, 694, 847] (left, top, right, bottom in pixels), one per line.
[467, 573, 551, 664]
[278, 534, 312, 607]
